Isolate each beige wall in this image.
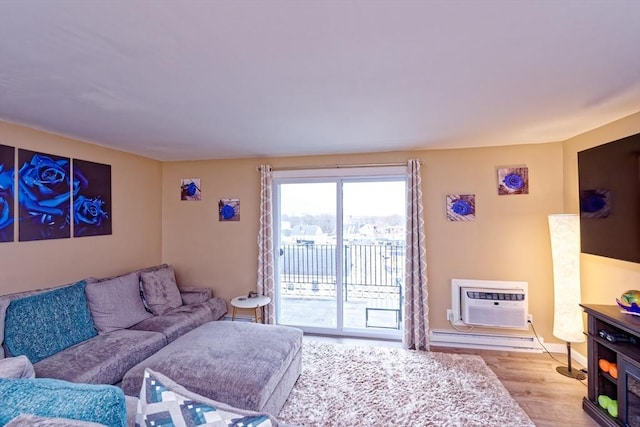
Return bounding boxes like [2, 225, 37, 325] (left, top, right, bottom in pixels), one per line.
[161, 158, 263, 302]
[3, 113, 638, 350]
[422, 143, 564, 335]
[0, 121, 163, 294]
[161, 152, 410, 303]
[162, 143, 565, 342]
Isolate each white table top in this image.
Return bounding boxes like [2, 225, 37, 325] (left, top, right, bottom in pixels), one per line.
[230, 295, 271, 308]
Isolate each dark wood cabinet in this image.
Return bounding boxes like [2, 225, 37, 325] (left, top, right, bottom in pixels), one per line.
[581, 304, 640, 426]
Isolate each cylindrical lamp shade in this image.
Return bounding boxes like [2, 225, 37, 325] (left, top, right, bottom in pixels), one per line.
[548, 214, 585, 343]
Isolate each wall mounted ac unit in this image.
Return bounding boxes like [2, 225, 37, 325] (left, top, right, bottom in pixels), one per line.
[461, 287, 527, 329]
[450, 279, 529, 330]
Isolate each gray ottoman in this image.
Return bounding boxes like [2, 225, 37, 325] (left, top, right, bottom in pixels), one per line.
[121, 321, 303, 415]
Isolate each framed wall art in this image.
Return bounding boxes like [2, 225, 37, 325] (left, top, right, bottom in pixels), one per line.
[446, 194, 475, 221]
[73, 159, 112, 237]
[0, 144, 15, 243]
[181, 178, 201, 201]
[219, 198, 240, 221]
[18, 149, 72, 241]
[498, 166, 529, 195]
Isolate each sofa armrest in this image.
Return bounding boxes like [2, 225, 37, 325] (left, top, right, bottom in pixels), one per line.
[179, 287, 211, 305]
[0, 378, 126, 427]
[0, 356, 35, 379]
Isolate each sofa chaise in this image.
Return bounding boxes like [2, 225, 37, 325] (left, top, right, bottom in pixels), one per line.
[0, 356, 289, 427]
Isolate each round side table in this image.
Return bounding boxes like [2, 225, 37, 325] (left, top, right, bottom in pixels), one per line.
[230, 295, 271, 323]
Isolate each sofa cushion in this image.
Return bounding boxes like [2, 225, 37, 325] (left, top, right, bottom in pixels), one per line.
[85, 272, 152, 334]
[140, 266, 182, 315]
[130, 300, 220, 343]
[205, 297, 228, 321]
[0, 356, 35, 379]
[34, 329, 166, 385]
[136, 369, 277, 427]
[0, 377, 126, 427]
[3, 281, 97, 363]
[179, 286, 212, 305]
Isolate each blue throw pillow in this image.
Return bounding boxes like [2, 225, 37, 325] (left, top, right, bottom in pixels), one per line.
[3, 280, 97, 363]
[0, 378, 126, 427]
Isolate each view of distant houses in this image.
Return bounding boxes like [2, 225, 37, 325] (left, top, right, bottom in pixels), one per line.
[280, 217, 405, 246]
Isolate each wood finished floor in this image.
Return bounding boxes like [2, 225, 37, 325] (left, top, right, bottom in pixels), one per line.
[305, 335, 599, 427]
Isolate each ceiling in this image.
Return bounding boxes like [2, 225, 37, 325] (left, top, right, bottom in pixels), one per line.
[0, 1, 639, 161]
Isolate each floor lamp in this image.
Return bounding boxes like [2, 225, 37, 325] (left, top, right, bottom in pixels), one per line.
[548, 214, 586, 380]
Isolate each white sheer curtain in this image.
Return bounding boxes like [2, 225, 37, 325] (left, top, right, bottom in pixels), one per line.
[257, 164, 275, 324]
[403, 159, 430, 350]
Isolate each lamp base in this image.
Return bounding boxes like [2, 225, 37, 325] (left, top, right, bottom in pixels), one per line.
[556, 366, 586, 380]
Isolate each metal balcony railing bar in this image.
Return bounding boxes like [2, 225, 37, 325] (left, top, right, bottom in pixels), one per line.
[279, 243, 404, 313]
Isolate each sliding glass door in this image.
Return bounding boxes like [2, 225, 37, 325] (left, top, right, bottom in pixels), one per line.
[341, 181, 405, 331]
[274, 169, 406, 338]
[277, 182, 338, 329]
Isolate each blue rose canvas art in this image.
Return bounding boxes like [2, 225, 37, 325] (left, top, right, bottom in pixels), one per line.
[0, 144, 15, 243]
[180, 178, 201, 201]
[447, 194, 475, 221]
[73, 159, 111, 237]
[18, 149, 73, 241]
[498, 167, 529, 195]
[219, 198, 240, 221]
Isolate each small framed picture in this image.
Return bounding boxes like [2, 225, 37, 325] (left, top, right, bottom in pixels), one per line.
[219, 198, 240, 221]
[181, 179, 201, 201]
[497, 167, 529, 195]
[447, 194, 475, 221]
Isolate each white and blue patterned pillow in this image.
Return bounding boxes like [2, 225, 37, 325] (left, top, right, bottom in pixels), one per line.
[136, 369, 274, 427]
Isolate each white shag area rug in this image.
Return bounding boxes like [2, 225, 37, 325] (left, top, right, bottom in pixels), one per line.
[278, 341, 534, 427]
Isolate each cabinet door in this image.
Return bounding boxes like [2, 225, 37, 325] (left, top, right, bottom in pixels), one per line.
[619, 357, 640, 427]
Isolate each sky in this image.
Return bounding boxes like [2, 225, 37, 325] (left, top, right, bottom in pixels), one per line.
[280, 180, 406, 217]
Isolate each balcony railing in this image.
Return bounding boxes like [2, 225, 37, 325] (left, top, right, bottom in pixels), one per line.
[278, 243, 404, 328]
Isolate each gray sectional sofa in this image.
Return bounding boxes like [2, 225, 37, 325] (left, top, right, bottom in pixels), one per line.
[0, 264, 304, 426]
[0, 264, 227, 386]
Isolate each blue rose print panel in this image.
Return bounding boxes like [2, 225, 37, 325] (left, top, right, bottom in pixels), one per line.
[18, 149, 72, 241]
[218, 198, 240, 221]
[497, 167, 529, 195]
[0, 144, 15, 243]
[180, 178, 201, 201]
[446, 194, 475, 221]
[73, 159, 111, 237]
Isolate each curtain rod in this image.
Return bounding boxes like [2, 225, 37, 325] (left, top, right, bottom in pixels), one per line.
[257, 161, 421, 172]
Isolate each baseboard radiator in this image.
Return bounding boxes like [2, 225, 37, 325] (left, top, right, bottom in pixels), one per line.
[430, 329, 544, 352]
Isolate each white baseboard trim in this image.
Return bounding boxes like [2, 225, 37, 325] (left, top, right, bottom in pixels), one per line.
[573, 350, 587, 368]
[429, 329, 588, 367]
[544, 342, 588, 368]
[430, 329, 543, 352]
